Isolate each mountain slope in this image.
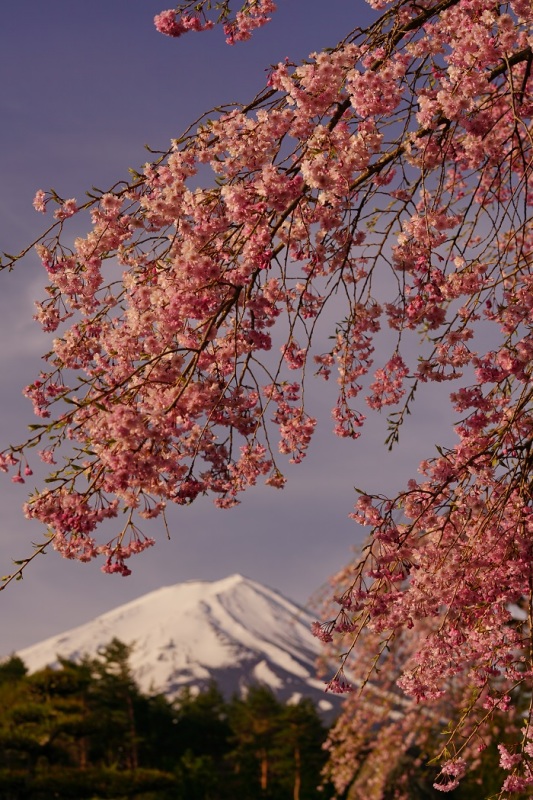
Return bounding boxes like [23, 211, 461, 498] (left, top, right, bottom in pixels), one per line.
[17, 574, 338, 714]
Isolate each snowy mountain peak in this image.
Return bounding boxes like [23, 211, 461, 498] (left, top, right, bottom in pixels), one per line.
[16, 576, 339, 716]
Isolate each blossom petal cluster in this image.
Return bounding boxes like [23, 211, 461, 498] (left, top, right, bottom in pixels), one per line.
[153, 0, 275, 43]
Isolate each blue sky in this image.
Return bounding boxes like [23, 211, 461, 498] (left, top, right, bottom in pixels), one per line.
[0, 1, 455, 655]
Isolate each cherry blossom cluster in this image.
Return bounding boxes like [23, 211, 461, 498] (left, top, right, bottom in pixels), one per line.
[2, 0, 532, 791]
[154, 0, 275, 44]
[321, 611, 533, 796]
[154, 10, 213, 38]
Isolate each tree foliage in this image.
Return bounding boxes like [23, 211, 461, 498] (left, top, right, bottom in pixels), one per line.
[1, 0, 532, 795]
[0, 644, 330, 799]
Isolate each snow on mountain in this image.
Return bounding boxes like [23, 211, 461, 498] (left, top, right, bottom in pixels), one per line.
[17, 574, 339, 715]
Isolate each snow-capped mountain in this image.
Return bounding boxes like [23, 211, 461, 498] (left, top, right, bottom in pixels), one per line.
[17, 574, 339, 715]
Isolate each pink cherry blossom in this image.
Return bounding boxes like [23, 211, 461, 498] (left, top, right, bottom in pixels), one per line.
[2, 0, 533, 793]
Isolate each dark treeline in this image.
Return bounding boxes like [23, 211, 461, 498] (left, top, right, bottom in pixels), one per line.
[0, 639, 333, 799]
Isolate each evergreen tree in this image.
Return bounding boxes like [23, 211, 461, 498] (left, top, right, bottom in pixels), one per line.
[0, 646, 334, 799]
[229, 686, 282, 796]
[0, 644, 180, 799]
[275, 700, 331, 800]
[0, 655, 27, 685]
[174, 683, 231, 760]
[171, 682, 233, 799]
[88, 639, 140, 770]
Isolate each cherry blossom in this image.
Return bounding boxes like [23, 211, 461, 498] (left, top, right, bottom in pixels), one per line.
[1, 0, 532, 793]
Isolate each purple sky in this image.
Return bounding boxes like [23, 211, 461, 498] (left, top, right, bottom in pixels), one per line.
[0, 1, 455, 655]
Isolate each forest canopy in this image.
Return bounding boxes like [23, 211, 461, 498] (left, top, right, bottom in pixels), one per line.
[0, 639, 330, 800]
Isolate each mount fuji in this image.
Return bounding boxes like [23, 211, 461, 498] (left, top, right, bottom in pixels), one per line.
[16, 574, 340, 716]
